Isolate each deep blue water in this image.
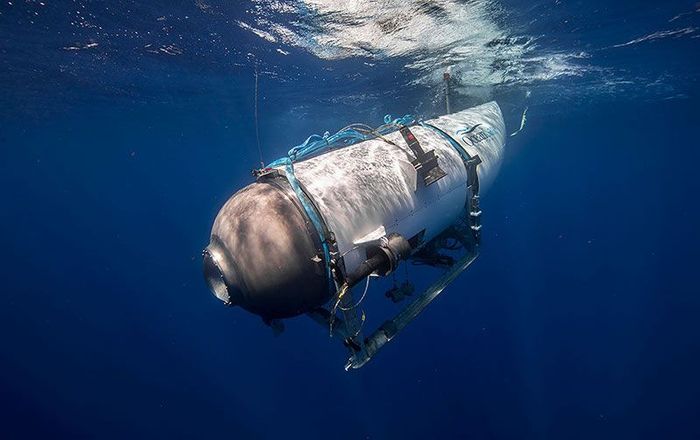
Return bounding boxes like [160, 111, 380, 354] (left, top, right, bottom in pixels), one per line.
[2, 1, 699, 439]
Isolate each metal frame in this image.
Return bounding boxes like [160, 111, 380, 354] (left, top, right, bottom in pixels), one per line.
[307, 240, 478, 370]
[305, 117, 487, 370]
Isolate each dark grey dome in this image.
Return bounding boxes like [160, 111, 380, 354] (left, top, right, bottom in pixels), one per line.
[203, 179, 330, 319]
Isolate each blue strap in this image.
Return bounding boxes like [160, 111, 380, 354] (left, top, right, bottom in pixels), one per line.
[267, 115, 417, 168]
[420, 122, 473, 162]
[279, 157, 333, 283]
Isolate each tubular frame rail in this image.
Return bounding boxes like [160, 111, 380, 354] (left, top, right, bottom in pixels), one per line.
[345, 244, 479, 370]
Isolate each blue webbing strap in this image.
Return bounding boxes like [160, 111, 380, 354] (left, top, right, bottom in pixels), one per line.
[279, 158, 333, 284]
[420, 122, 472, 162]
[268, 115, 416, 168]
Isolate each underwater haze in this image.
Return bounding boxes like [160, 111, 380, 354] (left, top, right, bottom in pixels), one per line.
[1, 0, 700, 439]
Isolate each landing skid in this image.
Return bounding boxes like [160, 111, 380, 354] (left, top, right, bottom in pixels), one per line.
[308, 245, 479, 370]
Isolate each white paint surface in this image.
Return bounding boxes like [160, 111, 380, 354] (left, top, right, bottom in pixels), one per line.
[291, 101, 506, 273]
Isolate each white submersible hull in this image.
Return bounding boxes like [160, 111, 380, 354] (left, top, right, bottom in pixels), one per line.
[204, 102, 506, 368]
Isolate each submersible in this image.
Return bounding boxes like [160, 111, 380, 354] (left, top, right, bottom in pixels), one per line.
[204, 101, 506, 369]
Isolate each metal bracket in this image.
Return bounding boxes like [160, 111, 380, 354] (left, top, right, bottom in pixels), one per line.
[253, 167, 280, 180]
[399, 126, 447, 187]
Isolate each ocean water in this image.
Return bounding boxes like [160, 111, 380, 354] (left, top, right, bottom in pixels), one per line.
[1, 1, 699, 439]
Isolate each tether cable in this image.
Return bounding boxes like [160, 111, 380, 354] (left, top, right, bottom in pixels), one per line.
[254, 63, 265, 168]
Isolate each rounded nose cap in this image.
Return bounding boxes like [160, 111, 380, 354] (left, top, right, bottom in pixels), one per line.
[204, 181, 331, 318]
[203, 240, 243, 306]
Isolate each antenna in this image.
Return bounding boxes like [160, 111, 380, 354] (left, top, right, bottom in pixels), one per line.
[254, 62, 265, 168]
[443, 67, 452, 115]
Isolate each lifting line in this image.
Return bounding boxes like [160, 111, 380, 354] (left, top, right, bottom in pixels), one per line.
[254, 63, 265, 168]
